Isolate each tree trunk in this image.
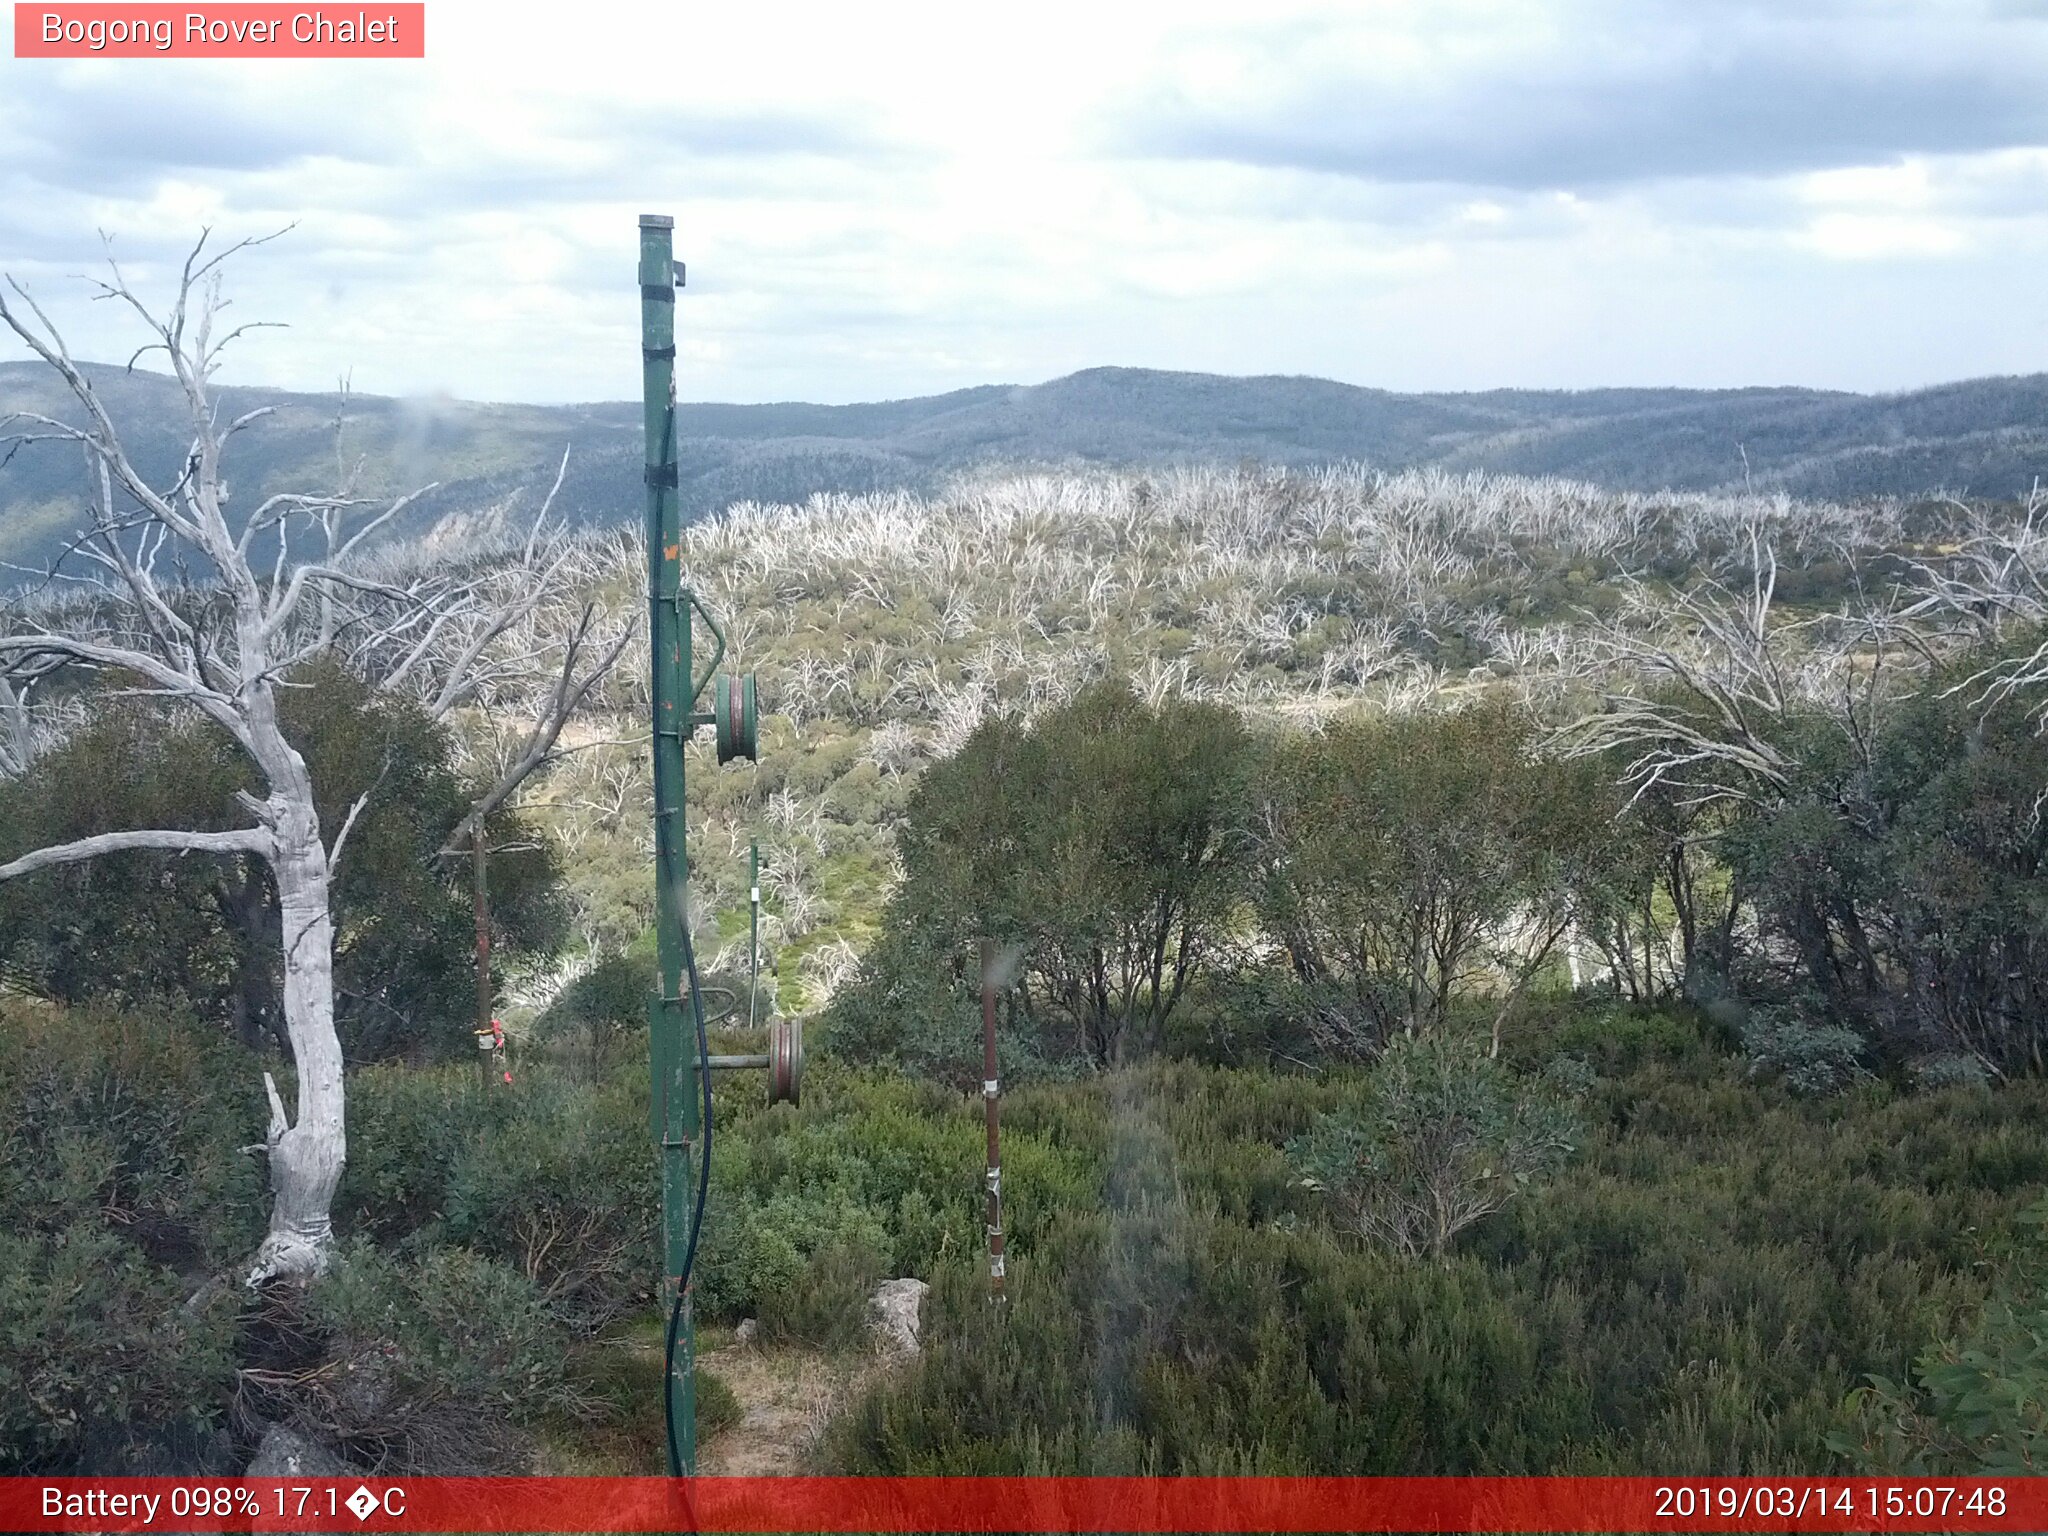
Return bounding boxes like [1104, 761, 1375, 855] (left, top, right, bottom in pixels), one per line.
[248, 818, 347, 1284]
[222, 859, 288, 1053]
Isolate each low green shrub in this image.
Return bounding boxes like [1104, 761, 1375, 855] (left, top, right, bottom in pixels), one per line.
[442, 1070, 656, 1333]
[1743, 1006, 1870, 1096]
[0, 997, 265, 1265]
[1528, 999, 1723, 1077]
[758, 1238, 891, 1350]
[824, 1031, 2048, 1476]
[1830, 1200, 2048, 1474]
[341, 1062, 656, 1333]
[337, 1062, 489, 1244]
[696, 1065, 980, 1319]
[0, 998, 258, 1472]
[0, 1223, 239, 1472]
[248, 1241, 596, 1473]
[1288, 1035, 1582, 1259]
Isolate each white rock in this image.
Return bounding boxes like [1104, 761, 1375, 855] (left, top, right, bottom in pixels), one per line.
[869, 1278, 929, 1354]
[247, 1423, 348, 1477]
[733, 1317, 759, 1344]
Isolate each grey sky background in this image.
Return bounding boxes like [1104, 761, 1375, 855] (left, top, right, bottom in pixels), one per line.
[4, 0, 2047, 404]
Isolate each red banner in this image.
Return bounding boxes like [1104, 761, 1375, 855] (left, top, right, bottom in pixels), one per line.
[13, 4, 425, 57]
[1, 1476, 2040, 1533]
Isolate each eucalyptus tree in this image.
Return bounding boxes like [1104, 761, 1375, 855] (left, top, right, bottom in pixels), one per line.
[895, 679, 1255, 1067]
[1257, 700, 1613, 1053]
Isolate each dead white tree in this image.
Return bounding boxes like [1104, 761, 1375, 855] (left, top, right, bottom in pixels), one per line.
[0, 235, 633, 1282]
[0, 233, 443, 1281]
[1898, 491, 2048, 717]
[335, 475, 636, 854]
[1553, 533, 1804, 809]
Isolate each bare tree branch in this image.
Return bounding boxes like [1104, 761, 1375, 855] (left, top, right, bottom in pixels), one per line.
[440, 601, 635, 855]
[0, 825, 270, 881]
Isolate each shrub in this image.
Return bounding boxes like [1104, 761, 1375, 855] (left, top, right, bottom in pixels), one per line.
[1742, 1007, 1869, 1097]
[0, 998, 261, 1471]
[1287, 1035, 1582, 1259]
[1257, 704, 1624, 1045]
[442, 1070, 657, 1334]
[1170, 968, 1358, 1067]
[0, 997, 266, 1265]
[342, 1063, 656, 1333]
[1911, 1054, 1994, 1092]
[248, 1241, 595, 1473]
[825, 1056, 2048, 1476]
[1718, 645, 2048, 1077]
[1524, 1000, 1724, 1078]
[1831, 1201, 2048, 1473]
[695, 1066, 978, 1320]
[883, 680, 1256, 1067]
[758, 1238, 891, 1350]
[821, 927, 1073, 1092]
[534, 950, 654, 1076]
[337, 1062, 489, 1244]
[0, 1224, 239, 1472]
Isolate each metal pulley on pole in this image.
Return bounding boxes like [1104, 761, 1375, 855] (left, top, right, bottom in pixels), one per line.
[716, 673, 758, 764]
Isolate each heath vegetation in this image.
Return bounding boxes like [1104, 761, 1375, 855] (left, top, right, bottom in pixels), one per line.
[5, 258, 2048, 1472]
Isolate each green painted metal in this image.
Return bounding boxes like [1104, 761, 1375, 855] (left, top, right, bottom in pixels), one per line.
[639, 212, 699, 1477]
[639, 212, 778, 1477]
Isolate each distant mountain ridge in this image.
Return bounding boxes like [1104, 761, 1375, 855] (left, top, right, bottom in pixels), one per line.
[4, 361, 2047, 575]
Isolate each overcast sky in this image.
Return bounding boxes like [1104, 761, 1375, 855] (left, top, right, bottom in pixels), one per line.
[5, 0, 2048, 404]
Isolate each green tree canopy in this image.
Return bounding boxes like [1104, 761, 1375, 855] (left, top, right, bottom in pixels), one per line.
[1720, 641, 2048, 1076]
[0, 658, 567, 1061]
[884, 679, 1256, 1067]
[1256, 702, 1622, 1049]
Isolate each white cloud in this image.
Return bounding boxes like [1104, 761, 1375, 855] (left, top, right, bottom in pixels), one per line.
[0, 0, 2044, 401]
[1795, 214, 1968, 260]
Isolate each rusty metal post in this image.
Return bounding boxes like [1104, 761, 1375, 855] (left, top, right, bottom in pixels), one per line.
[981, 939, 1006, 1304]
[473, 827, 493, 1090]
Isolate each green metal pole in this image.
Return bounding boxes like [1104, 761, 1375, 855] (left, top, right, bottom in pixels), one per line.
[640, 212, 698, 1475]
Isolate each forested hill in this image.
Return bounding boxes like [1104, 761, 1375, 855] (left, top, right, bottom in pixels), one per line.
[6, 359, 2048, 574]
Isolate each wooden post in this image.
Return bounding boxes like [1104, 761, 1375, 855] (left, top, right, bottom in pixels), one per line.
[981, 938, 1006, 1305]
[473, 825, 493, 1090]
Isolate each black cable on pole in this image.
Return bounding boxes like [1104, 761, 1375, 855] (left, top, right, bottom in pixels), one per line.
[655, 381, 712, 1478]
[662, 901, 714, 1477]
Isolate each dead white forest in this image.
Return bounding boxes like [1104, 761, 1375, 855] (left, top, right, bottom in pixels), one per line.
[5, 253, 2048, 1477]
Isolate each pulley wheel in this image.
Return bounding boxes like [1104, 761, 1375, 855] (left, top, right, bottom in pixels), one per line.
[767, 1018, 803, 1107]
[715, 672, 759, 764]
